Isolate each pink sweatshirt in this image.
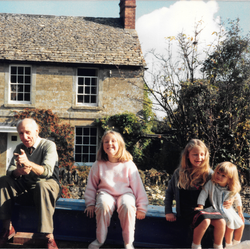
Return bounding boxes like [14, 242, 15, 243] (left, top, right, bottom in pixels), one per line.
[84, 160, 148, 213]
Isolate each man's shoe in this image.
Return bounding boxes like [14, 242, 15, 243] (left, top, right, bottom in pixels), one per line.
[47, 238, 58, 249]
[0, 226, 16, 246]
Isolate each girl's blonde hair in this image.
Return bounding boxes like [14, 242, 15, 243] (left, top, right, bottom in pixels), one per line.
[97, 130, 133, 162]
[212, 162, 241, 196]
[178, 139, 210, 189]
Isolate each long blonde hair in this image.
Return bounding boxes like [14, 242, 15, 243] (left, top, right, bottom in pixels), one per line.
[178, 139, 210, 189]
[212, 162, 241, 196]
[97, 130, 133, 162]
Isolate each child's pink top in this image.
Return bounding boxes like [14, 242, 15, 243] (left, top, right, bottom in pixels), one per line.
[84, 160, 148, 213]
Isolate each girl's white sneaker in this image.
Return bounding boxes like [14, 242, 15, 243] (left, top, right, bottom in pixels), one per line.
[191, 242, 202, 249]
[88, 239, 103, 249]
[125, 244, 134, 249]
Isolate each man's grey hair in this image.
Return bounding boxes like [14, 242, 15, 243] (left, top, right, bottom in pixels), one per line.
[16, 118, 39, 132]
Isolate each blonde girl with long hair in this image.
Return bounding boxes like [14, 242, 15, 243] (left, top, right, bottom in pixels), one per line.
[196, 162, 244, 248]
[165, 139, 227, 249]
[84, 130, 148, 249]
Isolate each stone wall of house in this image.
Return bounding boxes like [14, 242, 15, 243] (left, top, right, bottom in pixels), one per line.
[0, 63, 144, 125]
[0, 63, 144, 174]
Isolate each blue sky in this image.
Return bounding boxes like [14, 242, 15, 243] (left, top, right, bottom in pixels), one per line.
[0, 1, 249, 29]
[1, 0, 248, 118]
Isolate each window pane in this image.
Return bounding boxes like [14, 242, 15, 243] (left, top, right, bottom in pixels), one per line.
[25, 85, 30, 92]
[25, 67, 31, 74]
[91, 96, 96, 103]
[75, 136, 82, 144]
[18, 85, 23, 92]
[78, 78, 83, 85]
[90, 128, 97, 136]
[77, 95, 83, 103]
[11, 93, 17, 100]
[11, 67, 17, 74]
[24, 93, 30, 101]
[78, 86, 83, 94]
[91, 87, 97, 94]
[76, 128, 82, 135]
[75, 154, 81, 162]
[18, 67, 24, 74]
[83, 146, 88, 153]
[85, 87, 90, 94]
[18, 93, 23, 101]
[90, 137, 96, 145]
[11, 85, 16, 91]
[11, 76, 16, 83]
[83, 137, 89, 144]
[75, 146, 81, 153]
[18, 76, 23, 83]
[90, 146, 96, 153]
[84, 95, 90, 103]
[25, 76, 31, 83]
[83, 128, 90, 135]
[85, 78, 90, 85]
[90, 155, 96, 162]
[82, 155, 88, 162]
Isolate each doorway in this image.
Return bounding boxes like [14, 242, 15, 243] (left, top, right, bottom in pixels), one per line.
[6, 133, 21, 169]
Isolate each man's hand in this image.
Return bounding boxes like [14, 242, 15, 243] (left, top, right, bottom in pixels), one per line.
[14, 149, 30, 167]
[13, 149, 32, 177]
[14, 149, 44, 176]
[16, 163, 31, 175]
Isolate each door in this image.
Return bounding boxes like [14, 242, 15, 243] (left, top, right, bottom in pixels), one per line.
[6, 133, 21, 169]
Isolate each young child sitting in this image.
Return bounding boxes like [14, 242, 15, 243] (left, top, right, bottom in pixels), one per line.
[84, 130, 148, 249]
[195, 162, 244, 248]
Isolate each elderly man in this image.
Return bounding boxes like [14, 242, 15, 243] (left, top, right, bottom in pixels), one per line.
[0, 118, 60, 249]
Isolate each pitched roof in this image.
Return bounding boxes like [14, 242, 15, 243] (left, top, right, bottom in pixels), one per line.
[0, 13, 145, 67]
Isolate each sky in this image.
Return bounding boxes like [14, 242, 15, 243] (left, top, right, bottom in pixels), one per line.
[0, 0, 249, 63]
[0, 0, 249, 116]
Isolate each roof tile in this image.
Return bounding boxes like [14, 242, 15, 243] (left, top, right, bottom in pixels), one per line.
[0, 13, 145, 66]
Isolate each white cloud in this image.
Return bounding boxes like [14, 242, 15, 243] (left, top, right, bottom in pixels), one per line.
[136, 0, 221, 60]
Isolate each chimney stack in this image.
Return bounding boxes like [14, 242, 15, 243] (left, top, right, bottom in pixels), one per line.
[119, 0, 136, 29]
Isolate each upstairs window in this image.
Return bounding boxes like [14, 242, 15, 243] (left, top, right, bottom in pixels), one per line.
[76, 68, 98, 106]
[75, 127, 98, 164]
[9, 66, 31, 103]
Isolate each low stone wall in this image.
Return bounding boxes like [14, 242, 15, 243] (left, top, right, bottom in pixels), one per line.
[59, 167, 250, 214]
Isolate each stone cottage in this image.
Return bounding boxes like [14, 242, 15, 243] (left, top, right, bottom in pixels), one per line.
[0, 0, 145, 175]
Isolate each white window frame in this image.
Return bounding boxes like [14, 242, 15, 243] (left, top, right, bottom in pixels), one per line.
[74, 126, 98, 166]
[76, 68, 99, 107]
[8, 65, 32, 104]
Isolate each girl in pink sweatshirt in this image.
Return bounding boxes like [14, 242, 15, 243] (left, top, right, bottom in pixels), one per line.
[84, 130, 148, 249]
